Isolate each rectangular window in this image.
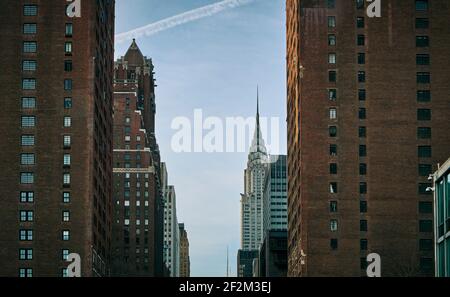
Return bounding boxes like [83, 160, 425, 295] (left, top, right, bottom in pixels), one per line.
[23, 42, 37, 53]
[419, 239, 433, 251]
[416, 18, 429, 29]
[328, 34, 336, 46]
[360, 220, 368, 232]
[22, 97, 36, 109]
[22, 79, 36, 90]
[418, 183, 432, 195]
[359, 126, 366, 138]
[416, 36, 429, 47]
[417, 90, 431, 102]
[64, 117, 72, 127]
[20, 192, 34, 203]
[328, 89, 337, 101]
[330, 144, 337, 156]
[328, 53, 336, 64]
[359, 145, 367, 157]
[358, 53, 365, 64]
[64, 97, 72, 109]
[63, 174, 71, 186]
[419, 220, 433, 232]
[329, 71, 337, 82]
[330, 163, 338, 174]
[19, 249, 33, 260]
[418, 164, 432, 177]
[63, 154, 71, 166]
[20, 173, 34, 184]
[20, 211, 33, 222]
[62, 230, 70, 241]
[62, 211, 70, 222]
[359, 108, 366, 120]
[21, 135, 35, 146]
[64, 60, 73, 72]
[23, 23, 37, 34]
[358, 89, 366, 101]
[21, 154, 35, 165]
[63, 192, 71, 203]
[360, 182, 367, 194]
[21, 116, 35, 128]
[330, 239, 338, 250]
[330, 201, 338, 213]
[329, 108, 337, 119]
[65, 23, 73, 36]
[63, 135, 71, 148]
[19, 230, 33, 241]
[24, 5, 38, 16]
[65, 42, 72, 54]
[356, 0, 364, 9]
[417, 72, 430, 83]
[358, 71, 366, 83]
[19, 268, 33, 277]
[360, 239, 368, 251]
[62, 249, 70, 261]
[416, 0, 428, 11]
[417, 109, 431, 121]
[416, 54, 430, 65]
[418, 146, 432, 158]
[330, 182, 338, 194]
[357, 17, 365, 28]
[327, 0, 335, 9]
[419, 202, 433, 214]
[360, 201, 367, 213]
[417, 127, 431, 139]
[328, 16, 336, 28]
[23, 60, 37, 71]
[64, 79, 72, 90]
[357, 35, 365, 46]
[329, 126, 337, 137]
[330, 220, 338, 232]
[359, 163, 367, 175]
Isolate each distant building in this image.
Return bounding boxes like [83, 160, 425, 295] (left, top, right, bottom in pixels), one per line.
[237, 250, 259, 277]
[179, 223, 191, 277]
[259, 231, 288, 277]
[433, 157, 450, 277]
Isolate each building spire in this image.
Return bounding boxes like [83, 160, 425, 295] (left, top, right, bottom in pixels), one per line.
[249, 86, 267, 157]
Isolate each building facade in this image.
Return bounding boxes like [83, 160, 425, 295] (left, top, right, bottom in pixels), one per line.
[433, 157, 450, 277]
[111, 40, 164, 276]
[179, 223, 191, 277]
[237, 250, 259, 277]
[287, 0, 450, 276]
[0, 0, 115, 277]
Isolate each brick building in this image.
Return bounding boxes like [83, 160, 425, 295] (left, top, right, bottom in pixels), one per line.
[179, 223, 190, 277]
[111, 39, 164, 276]
[0, 0, 115, 277]
[287, 0, 450, 276]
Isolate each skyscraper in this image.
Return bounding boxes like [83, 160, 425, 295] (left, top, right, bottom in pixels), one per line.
[287, 0, 450, 276]
[111, 39, 164, 276]
[179, 223, 191, 277]
[0, 0, 115, 277]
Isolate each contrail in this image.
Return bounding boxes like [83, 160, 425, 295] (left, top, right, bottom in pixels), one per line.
[115, 0, 255, 44]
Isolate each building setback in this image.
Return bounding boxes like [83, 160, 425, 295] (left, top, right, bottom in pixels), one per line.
[0, 0, 115, 277]
[179, 223, 191, 277]
[111, 40, 164, 276]
[287, 0, 450, 276]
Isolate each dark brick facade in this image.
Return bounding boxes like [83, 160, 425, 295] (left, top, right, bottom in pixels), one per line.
[0, 0, 114, 277]
[287, 0, 450, 276]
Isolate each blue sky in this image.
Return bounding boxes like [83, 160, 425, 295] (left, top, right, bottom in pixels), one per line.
[115, 0, 286, 277]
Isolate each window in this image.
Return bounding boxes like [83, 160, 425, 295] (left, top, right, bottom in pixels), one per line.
[20, 192, 34, 203]
[23, 42, 37, 53]
[63, 174, 71, 185]
[419, 220, 432, 232]
[416, 36, 429, 47]
[19, 249, 33, 260]
[360, 182, 367, 194]
[64, 97, 72, 109]
[417, 109, 431, 121]
[330, 144, 337, 156]
[418, 183, 432, 195]
[328, 34, 336, 46]
[64, 60, 73, 72]
[358, 71, 366, 83]
[63, 135, 71, 148]
[418, 164, 432, 176]
[417, 90, 431, 102]
[64, 79, 73, 90]
[328, 53, 336, 64]
[329, 108, 337, 119]
[328, 89, 337, 101]
[360, 220, 368, 232]
[65, 23, 73, 36]
[357, 35, 365, 46]
[63, 192, 71, 203]
[415, 0, 428, 12]
[24, 5, 38, 16]
[62, 230, 70, 241]
[20, 211, 33, 222]
[327, 0, 335, 9]
[22, 79, 36, 90]
[62, 211, 70, 222]
[63, 154, 71, 166]
[329, 126, 337, 137]
[417, 127, 431, 139]
[359, 108, 366, 120]
[360, 258, 368, 270]
[356, 0, 365, 9]
[330, 201, 338, 212]
[23, 23, 37, 34]
[330, 163, 338, 174]
[418, 146, 432, 158]
[359, 163, 367, 175]
[21, 173, 34, 184]
[64, 116, 72, 127]
[358, 53, 365, 64]
[62, 249, 70, 261]
[330, 220, 338, 232]
[416, 18, 429, 29]
[328, 16, 336, 28]
[417, 72, 430, 84]
[416, 54, 430, 66]
[125, 117, 131, 124]
[330, 182, 338, 194]
[358, 89, 366, 101]
[22, 135, 35, 146]
[19, 268, 33, 278]
[359, 145, 367, 157]
[329, 238, 338, 250]
[19, 230, 33, 241]
[22, 97, 36, 109]
[357, 17, 365, 28]
[65, 42, 72, 54]
[329, 71, 337, 82]
[21, 154, 35, 165]
[23, 60, 37, 71]
[360, 201, 368, 213]
[359, 126, 366, 138]
[419, 202, 433, 214]
[136, 135, 141, 142]
[360, 239, 368, 251]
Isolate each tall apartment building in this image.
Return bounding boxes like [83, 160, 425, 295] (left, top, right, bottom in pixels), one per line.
[287, 0, 450, 276]
[0, 1, 115, 277]
[179, 223, 191, 277]
[111, 39, 164, 276]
